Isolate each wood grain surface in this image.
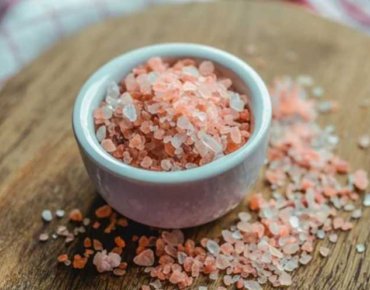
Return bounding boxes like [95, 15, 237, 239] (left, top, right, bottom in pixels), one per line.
[1, 1, 370, 289]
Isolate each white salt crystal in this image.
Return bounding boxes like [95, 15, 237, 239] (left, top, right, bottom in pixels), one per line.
[102, 106, 113, 119]
[119, 92, 133, 105]
[319, 246, 330, 257]
[198, 131, 223, 154]
[206, 239, 220, 255]
[312, 86, 324, 97]
[182, 66, 200, 77]
[299, 254, 312, 265]
[198, 287, 207, 290]
[351, 209, 362, 219]
[284, 259, 298, 272]
[171, 134, 186, 149]
[55, 209, 65, 218]
[244, 280, 262, 290]
[177, 116, 194, 131]
[41, 210, 52, 222]
[238, 212, 251, 222]
[123, 103, 137, 122]
[289, 216, 300, 228]
[363, 193, 370, 207]
[106, 81, 120, 99]
[96, 126, 106, 142]
[229, 92, 245, 112]
[356, 244, 365, 253]
[316, 230, 325, 239]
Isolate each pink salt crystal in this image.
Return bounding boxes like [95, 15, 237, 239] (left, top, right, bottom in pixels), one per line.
[101, 139, 116, 153]
[140, 156, 153, 169]
[141, 286, 150, 290]
[230, 127, 242, 144]
[125, 73, 139, 92]
[279, 272, 292, 286]
[162, 230, 184, 245]
[133, 249, 155, 267]
[199, 61, 215, 76]
[352, 169, 369, 191]
[93, 250, 121, 273]
[319, 246, 330, 257]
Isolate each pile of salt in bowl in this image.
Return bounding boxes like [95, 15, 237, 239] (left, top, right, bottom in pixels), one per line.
[38, 76, 369, 290]
[93, 57, 251, 170]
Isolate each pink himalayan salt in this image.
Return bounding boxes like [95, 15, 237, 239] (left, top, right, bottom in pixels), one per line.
[352, 169, 369, 191]
[133, 249, 155, 266]
[48, 77, 369, 290]
[92, 250, 121, 273]
[93, 57, 251, 171]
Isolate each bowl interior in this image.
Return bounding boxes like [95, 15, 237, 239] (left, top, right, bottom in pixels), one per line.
[73, 43, 271, 183]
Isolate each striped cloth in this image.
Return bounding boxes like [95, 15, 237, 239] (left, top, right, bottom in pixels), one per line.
[1, 0, 369, 86]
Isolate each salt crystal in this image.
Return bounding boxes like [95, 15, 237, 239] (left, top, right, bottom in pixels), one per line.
[289, 216, 299, 228]
[329, 233, 338, 243]
[283, 243, 299, 255]
[356, 244, 365, 253]
[351, 209, 362, 219]
[96, 126, 106, 142]
[39, 233, 49, 242]
[198, 132, 223, 154]
[364, 193, 370, 207]
[299, 254, 312, 265]
[55, 209, 65, 218]
[279, 272, 292, 286]
[102, 106, 113, 119]
[133, 249, 154, 267]
[229, 92, 245, 112]
[149, 279, 162, 289]
[123, 103, 137, 122]
[238, 212, 251, 222]
[316, 230, 325, 239]
[244, 280, 262, 290]
[206, 239, 220, 255]
[198, 287, 208, 290]
[358, 134, 370, 149]
[106, 82, 120, 99]
[41, 210, 52, 222]
[319, 246, 330, 257]
[312, 86, 324, 97]
[182, 66, 200, 77]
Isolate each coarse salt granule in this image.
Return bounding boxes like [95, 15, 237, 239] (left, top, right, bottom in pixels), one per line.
[356, 244, 365, 253]
[93, 57, 252, 171]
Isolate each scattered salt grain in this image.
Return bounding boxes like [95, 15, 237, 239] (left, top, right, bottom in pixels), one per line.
[41, 210, 52, 222]
[39, 233, 49, 242]
[312, 86, 324, 97]
[363, 193, 370, 207]
[329, 233, 338, 243]
[206, 239, 220, 256]
[358, 134, 370, 149]
[356, 244, 365, 253]
[55, 209, 65, 218]
[319, 247, 330, 257]
[133, 249, 154, 267]
[351, 209, 362, 219]
[244, 280, 262, 290]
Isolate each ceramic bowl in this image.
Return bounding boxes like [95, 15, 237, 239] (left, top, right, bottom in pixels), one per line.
[73, 43, 271, 228]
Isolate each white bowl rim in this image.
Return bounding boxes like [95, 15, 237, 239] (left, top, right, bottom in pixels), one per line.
[73, 43, 271, 184]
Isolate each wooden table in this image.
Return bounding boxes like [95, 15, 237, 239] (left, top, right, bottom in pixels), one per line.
[0, 1, 369, 289]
